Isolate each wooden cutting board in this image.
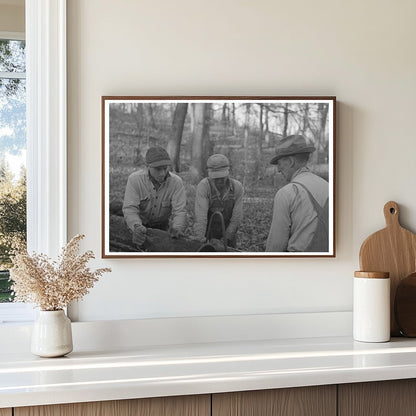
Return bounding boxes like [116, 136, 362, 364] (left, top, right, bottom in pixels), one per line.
[359, 201, 416, 336]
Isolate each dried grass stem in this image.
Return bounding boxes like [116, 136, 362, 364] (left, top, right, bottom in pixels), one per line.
[10, 234, 111, 310]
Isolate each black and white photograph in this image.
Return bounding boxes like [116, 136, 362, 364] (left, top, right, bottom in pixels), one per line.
[102, 97, 335, 257]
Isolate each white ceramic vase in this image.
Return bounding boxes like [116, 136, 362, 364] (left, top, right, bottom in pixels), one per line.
[31, 310, 73, 357]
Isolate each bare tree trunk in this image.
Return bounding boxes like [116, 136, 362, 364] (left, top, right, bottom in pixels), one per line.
[203, 104, 212, 175]
[243, 104, 251, 186]
[167, 103, 188, 172]
[134, 104, 146, 164]
[190, 103, 211, 183]
[144, 104, 156, 129]
[301, 103, 309, 136]
[222, 103, 228, 122]
[190, 103, 195, 133]
[259, 104, 264, 142]
[315, 103, 329, 164]
[135, 103, 144, 123]
[264, 106, 270, 144]
[232, 103, 237, 135]
[283, 103, 289, 138]
[254, 104, 264, 180]
[222, 103, 229, 137]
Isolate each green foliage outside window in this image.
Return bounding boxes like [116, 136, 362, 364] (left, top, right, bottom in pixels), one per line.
[0, 38, 27, 302]
[0, 162, 26, 302]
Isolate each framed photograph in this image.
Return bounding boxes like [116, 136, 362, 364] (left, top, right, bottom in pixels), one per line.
[102, 96, 336, 258]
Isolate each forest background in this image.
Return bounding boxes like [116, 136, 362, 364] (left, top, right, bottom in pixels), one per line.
[108, 100, 331, 252]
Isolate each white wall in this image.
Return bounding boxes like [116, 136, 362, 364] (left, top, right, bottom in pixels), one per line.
[67, 0, 416, 322]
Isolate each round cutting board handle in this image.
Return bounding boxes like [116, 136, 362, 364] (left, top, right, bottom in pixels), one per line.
[384, 201, 400, 228]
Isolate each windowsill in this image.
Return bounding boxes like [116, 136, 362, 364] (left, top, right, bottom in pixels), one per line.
[2, 335, 416, 408]
[0, 303, 36, 325]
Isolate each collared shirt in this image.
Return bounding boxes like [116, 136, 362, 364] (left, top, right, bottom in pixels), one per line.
[266, 167, 328, 252]
[122, 170, 187, 232]
[193, 177, 243, 240]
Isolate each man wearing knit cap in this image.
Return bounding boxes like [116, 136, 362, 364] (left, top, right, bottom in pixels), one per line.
[123, 146, 187, 247]
[193, 154, 243, 247]
[266, 135, 329, 252]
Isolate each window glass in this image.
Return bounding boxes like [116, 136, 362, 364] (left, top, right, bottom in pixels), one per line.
[0, 38, 27, 303]
[0, 39, 26, 72]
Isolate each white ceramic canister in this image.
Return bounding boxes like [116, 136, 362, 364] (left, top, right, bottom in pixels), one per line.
[353, 271, 390, 342]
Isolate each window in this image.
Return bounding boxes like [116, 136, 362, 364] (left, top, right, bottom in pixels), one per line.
[0, 0, 67, 324]
[0, 34, 26, 308]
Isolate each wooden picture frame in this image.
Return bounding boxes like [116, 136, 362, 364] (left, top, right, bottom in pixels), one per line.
[102, 96, 336, 258]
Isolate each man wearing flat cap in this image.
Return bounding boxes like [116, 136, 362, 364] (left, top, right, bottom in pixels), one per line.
[123, 146, 187, 247]
[266, 135, 329, 252]
[193, 154, 243, 247]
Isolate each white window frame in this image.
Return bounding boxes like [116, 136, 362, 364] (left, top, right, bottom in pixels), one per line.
[0, 0, 67, 323]
[0, 31, 27, 322]
[26, 0, 67, 256]
[0, 31, 24, 41]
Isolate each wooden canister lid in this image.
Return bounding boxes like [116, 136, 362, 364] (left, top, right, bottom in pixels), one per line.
[354, 271, 389, 278]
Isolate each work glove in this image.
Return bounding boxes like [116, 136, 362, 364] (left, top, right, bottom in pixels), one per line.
[133, 224, 147, 247]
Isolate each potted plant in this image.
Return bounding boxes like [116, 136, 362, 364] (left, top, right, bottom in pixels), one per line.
[10, 234, 111, 357]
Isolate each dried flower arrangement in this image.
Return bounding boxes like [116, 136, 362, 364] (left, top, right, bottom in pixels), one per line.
[10, 234, 111, 311]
